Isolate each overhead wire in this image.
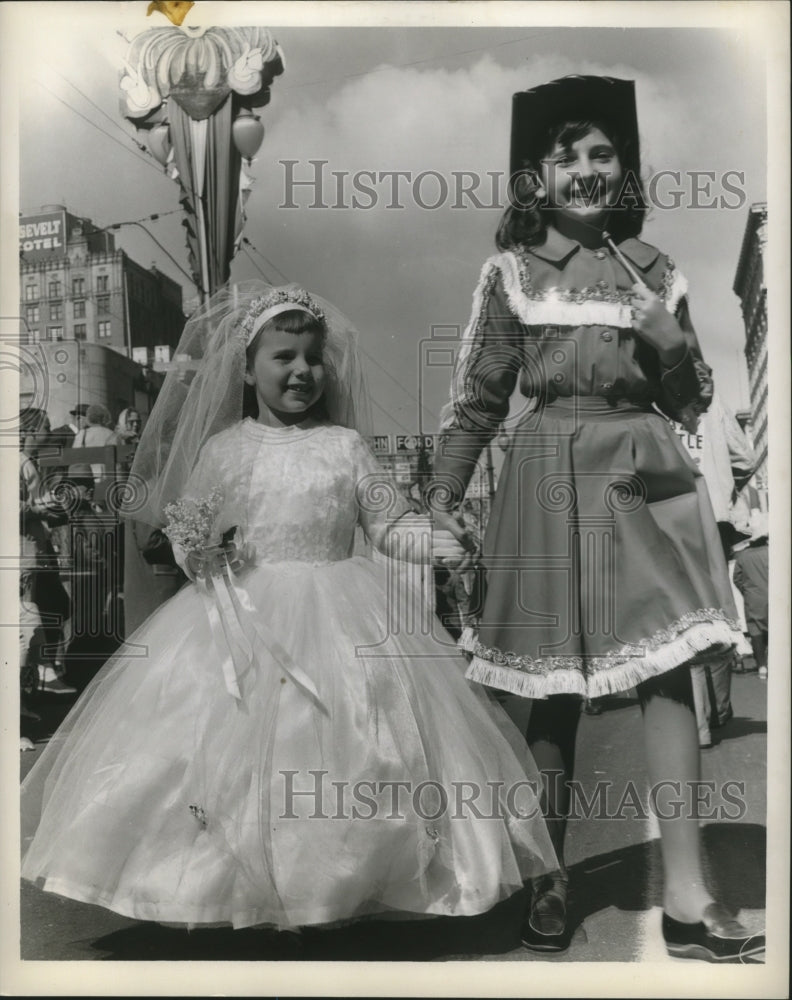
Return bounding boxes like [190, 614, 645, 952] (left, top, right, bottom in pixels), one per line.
[240, 246, 278, 284]
[54, 71, 153, 157]
[241, 238, 291, 283]
[33, 78, 164, 176]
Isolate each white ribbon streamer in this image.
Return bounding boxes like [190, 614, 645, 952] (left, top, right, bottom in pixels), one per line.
[196, 556, 328, 715]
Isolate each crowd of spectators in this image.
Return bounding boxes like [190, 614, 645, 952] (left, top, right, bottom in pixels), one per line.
[19, 401, 140, 749]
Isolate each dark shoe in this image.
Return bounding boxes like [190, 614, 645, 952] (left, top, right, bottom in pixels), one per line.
[521, 871, 572, 953]
[583, 698, 603, 716]
[39, 675, 77, 696]
[713, 704, 734, 728]
[662, 904, 765, 963]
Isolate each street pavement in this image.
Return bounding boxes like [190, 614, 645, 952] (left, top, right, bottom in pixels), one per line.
[18, 673, 767, 964]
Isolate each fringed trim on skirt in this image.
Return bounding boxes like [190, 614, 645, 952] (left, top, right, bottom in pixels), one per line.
[461, 612, 745, 700]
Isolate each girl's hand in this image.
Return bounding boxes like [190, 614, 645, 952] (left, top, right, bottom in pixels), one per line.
[631, 284, 686, 366]
[185, 540, 254, 580]
[432, 510, 476, 568]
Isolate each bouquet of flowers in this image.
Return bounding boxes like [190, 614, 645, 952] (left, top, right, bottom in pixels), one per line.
[164, 487, 253, 580]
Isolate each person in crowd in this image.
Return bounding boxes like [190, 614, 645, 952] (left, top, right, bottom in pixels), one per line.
[19, 407, 74, 697]
[57, 467, 122, 691]
[70, 402, 121, 488]
[115, 407, 142, 447]
[21, 283, 555, 936]
[73, 403, 119, 448]
[49, 403, 89, 451]
[430, 75, 763, 961]
[674, 390, 756, 746]
[20, 547, 43, 749]
[733, 512, 769, 682]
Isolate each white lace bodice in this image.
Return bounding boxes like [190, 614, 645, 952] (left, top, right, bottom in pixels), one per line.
[181, 420, 407, 564]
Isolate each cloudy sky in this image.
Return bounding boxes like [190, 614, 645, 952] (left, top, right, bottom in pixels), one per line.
[6, 2, 775, 435]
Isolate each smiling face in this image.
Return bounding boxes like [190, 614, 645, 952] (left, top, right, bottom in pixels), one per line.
[245, 324, 326, 425]
[540, 124, 623, 231]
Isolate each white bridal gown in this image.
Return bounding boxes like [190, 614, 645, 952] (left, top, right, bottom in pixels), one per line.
[22, 419, 555, 930]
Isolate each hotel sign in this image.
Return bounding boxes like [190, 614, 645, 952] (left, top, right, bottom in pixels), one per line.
[19, 211, 67, 260]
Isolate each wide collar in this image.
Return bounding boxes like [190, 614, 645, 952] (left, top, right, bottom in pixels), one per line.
[530, 227, 661, 271]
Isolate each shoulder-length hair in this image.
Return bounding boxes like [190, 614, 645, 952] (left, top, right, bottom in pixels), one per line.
[496, 119, 647, 252]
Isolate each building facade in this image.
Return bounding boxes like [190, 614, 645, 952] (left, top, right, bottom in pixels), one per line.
[732, 202, 768, 487]
[19, 205, 185, 357]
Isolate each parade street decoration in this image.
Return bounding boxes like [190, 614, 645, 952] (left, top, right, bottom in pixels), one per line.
[120, 24, 284, 297]
[147, 1, 195, 27]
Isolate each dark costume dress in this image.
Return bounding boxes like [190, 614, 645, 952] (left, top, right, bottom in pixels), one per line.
[433, 227, 745, 699]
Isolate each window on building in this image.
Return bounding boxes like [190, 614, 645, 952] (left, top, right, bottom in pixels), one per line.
[25, 284, 38, 301]
[25, 305, 39, 324]
[74, 323, 87, 341]
[48, 280, 62, 298]
[29, 330, 41, 343]
[97, 275, 109, 292]
[98, 320, 111, 339]
[97, 296, 110, 315]
[47, 326, 64, 341]
[73, 299, 86, 318]
[72, 277, 85, 296]
[50, 301, 63, 321]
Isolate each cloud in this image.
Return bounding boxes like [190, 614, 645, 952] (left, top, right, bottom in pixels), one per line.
[265, 52, 700, 183]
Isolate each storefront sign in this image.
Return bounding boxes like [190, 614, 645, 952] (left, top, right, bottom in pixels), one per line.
[395, 434, 436, 452]
[673, 424, 704, 466]
[370, 434, 392, 453]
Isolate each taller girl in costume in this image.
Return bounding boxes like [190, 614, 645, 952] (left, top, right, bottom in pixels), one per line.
[431, 76, 763, 962]
[22, 283, 555, 935]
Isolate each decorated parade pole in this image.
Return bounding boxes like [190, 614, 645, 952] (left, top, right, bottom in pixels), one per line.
[119, 20, 283, 299]
[118, 12, 284, 634]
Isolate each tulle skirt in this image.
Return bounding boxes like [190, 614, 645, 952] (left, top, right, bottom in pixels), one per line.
[21, 556, 556, 930]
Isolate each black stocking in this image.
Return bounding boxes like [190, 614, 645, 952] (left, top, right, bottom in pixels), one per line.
[525, 694, 582, 865]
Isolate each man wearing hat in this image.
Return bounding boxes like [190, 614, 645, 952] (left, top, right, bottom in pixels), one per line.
[49, 404, 89, 451]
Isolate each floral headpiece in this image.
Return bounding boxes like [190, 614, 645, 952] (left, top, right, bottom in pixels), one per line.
[239, 287, 326, 346]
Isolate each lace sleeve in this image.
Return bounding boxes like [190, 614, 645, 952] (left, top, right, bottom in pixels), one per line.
[351, 433, 415, 552]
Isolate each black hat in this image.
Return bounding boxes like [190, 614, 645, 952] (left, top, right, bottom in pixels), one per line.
[510, 75, 640, 179]
[70, 403, 89, 416]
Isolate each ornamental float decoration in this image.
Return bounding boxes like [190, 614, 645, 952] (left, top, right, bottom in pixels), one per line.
[120, 25, 284, 297]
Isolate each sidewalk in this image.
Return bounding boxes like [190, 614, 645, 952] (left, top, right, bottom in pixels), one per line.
[19, 673, 767, 962]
